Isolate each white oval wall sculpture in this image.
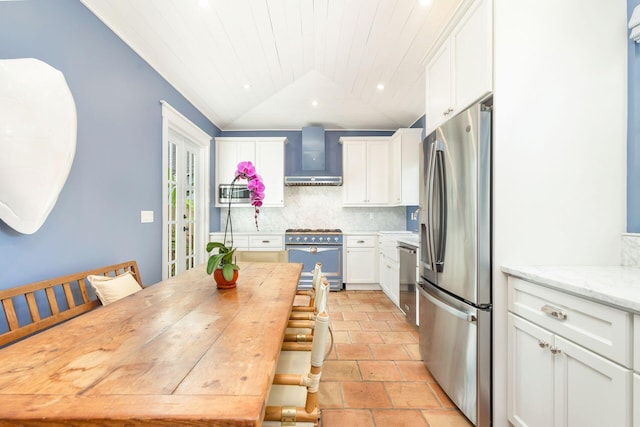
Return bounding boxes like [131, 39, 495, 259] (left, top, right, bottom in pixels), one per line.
[0, 58, 77, 234]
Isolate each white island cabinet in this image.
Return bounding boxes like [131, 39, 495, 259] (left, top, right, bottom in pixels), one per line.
[378, 235, 400, 307]
[505, 270, 634, 427]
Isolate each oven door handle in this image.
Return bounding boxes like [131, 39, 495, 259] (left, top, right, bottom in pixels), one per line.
[287, 246, 341, 253]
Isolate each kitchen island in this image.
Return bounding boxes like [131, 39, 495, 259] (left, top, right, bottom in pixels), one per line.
[502, 264, 640, 312]
[503, 264, 640, 427]
[0, 261, 302, 426]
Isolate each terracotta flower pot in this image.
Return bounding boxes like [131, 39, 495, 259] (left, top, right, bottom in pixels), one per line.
[213, 268, 238, 289]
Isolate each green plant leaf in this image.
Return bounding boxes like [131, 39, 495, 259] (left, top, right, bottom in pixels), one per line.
[206, 253, 224, 275]
[221, 263, 238, 281]
[206, 241, 225, 253]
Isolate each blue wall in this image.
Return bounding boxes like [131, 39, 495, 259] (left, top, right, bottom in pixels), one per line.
[0, 0, 220, 289]
[629, 0, 640, 232]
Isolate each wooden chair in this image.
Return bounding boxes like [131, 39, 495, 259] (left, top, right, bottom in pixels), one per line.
[282, 277, 333, 360]
[264, 309, 330, 427]
[285, 276, 329, 340]
[0, 261, 141, 347]
[291, 262, 322, 314]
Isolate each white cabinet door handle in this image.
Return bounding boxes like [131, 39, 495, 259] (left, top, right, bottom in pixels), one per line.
[541, 304, 567, 320]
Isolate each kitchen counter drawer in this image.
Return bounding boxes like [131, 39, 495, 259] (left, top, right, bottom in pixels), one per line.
[248, 234, 283, 249]
[210, 234, 249, 249]
[508, 277, 632, 367]
[346, 235, 377, 247]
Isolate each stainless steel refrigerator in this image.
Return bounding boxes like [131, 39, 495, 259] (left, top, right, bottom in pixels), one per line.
[418, 99, 492, 426]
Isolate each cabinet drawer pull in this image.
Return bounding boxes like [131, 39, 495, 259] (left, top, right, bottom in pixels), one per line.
[262, 240, 270, 243]
[550, 346, 562, 355]
[541, 304, 567, 320]
[357, 240, 365, 244]
[538, 340, 549, 349]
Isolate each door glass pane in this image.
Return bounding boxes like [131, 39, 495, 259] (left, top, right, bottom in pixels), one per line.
[184, 150, 196, 270]
[168, 142, 178, 277]
[168, 223, 176, 278]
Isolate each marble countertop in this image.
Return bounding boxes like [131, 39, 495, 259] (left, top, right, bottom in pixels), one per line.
[378, 231, 419, 246]
[502, 265, 640, 313]
[342, 230, 419, 245]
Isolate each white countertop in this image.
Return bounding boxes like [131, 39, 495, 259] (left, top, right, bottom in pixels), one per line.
[377, 231, 419, 246]
[502, 265, 640, 313]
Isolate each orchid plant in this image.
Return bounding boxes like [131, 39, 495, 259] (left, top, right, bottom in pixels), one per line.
[206, 161, 265, 280]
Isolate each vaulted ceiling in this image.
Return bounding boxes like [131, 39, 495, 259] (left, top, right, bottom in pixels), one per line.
[81, 0, 463, 130]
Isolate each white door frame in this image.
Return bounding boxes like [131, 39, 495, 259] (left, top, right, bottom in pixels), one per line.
[161, 101, 211, 280]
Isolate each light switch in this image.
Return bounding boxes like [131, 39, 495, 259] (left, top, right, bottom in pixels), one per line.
[141, 210, 154, 223]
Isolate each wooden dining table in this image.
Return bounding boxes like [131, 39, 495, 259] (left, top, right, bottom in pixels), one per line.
[0, 261, 303, 426]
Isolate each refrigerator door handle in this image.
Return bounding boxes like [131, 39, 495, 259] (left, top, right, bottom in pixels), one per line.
[425, 142, 438, 271]
[419, 283, 477, 323]
[434, 146, 447, 273]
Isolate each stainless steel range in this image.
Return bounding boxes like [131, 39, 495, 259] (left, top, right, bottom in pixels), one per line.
[285, 229, 343, 291]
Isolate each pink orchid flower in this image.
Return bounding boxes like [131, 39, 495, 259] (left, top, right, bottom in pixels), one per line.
[235, 161, 256, 179]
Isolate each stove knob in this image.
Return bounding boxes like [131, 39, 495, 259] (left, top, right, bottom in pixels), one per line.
[303, 236, 308, 242]
[334, 237, 339, 242]
[295, 237, 301, 242]
[288, 236, 293, 242]
[318, 237, 324, 242]
[311, 236, 316, 242]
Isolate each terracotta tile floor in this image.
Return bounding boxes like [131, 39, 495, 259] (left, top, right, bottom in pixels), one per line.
[319, 290, 473, 427]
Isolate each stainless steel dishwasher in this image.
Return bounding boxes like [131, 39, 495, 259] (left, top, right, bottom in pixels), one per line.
[398, 243, 418, 327]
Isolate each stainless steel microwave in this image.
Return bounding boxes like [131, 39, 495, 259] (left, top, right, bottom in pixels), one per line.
[218, 184, 251, 204]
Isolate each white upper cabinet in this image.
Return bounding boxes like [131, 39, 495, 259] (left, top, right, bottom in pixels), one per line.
[425, 42, 453, 130]
[214, 137, 286, 207]
[452, 0, 492, 110]
[341, 137, 390, 206]
[255, 139, 284, 206]
[425, 0, 492, 133]
[216, 139, 255, 187]
[389, 128, 422, 206]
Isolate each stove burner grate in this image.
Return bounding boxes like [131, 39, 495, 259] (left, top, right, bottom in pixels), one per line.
[285, 228, 342, 233]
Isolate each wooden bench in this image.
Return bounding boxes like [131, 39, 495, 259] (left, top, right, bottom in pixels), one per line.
[0, 260, 141, 347]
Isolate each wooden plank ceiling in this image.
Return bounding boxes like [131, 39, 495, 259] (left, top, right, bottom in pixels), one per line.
[81, 0, 462, 130]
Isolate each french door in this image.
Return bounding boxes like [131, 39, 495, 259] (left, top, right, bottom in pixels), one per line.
[162, 102, 210, 279]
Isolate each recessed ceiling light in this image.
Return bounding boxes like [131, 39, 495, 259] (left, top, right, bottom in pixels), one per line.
[243, 83, 251, 90]
[377, 83, 385, 91]
[311, 100, 319, 107]
[419, 0, 432, 6]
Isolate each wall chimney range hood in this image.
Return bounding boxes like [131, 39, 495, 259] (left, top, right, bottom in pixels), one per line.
[285, 126, 343, 186]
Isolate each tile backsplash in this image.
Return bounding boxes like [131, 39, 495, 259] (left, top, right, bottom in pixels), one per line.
[219, 186, 406, 232]
[622, 233, 640, 267]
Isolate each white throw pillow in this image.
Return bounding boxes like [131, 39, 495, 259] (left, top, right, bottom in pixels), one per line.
[87, 271, 142, 306]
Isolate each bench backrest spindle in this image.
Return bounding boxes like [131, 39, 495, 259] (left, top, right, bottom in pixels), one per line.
[0, 260, 141, 348]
